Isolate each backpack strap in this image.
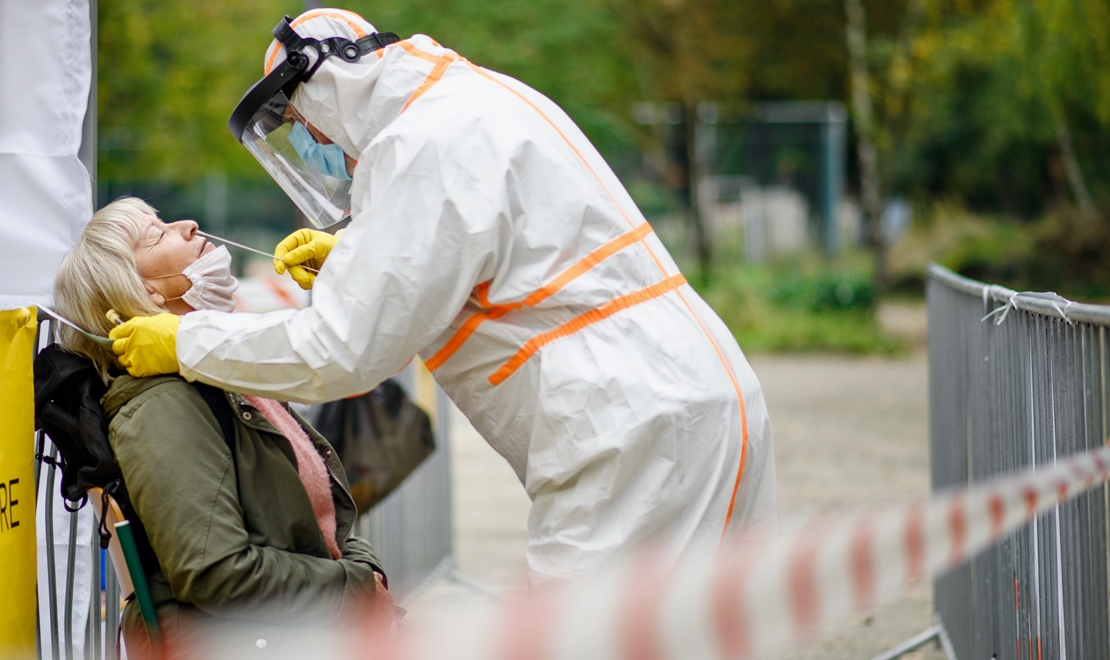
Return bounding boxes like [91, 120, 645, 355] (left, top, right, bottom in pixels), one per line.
[193, 382, 237, 459]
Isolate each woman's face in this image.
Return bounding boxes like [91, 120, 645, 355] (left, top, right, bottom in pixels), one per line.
[134, 214, 214, 315]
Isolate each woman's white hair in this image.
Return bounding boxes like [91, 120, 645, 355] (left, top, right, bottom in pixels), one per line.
[53, 197, 167, 380]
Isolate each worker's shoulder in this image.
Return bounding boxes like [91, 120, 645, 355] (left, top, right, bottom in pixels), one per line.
[404, 64, 541, 125]
[378, 85, 541, 153]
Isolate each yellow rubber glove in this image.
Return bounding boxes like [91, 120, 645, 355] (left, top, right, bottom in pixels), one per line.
[109, 313, 181, 378]
[274, 228, 340, 290]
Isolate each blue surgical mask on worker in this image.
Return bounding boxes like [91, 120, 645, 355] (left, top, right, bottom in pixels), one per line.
[289, 121, 352, 181]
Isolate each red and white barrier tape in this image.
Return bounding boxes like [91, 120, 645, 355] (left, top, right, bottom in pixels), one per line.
[177, 442, 1110, 660]
[474, 441, 1110, 660]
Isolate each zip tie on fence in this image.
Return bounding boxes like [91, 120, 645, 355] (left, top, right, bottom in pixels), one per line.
[1050, 300, 1075, 326]
[981, 290, 1076, 327]
[982, 290, 1018, 325]
[174, 440, 1110, 660]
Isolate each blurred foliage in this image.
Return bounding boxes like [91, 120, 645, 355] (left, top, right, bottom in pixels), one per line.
[98, 0, 1110, 215]
[94, 0, 1110, 350]
[657, 222, 901, 353]
[875, 0, 1110, 218]
[770, 271, 876, 312]
[98, 0, 305, 182]
[97, 0, 1110, 213]
[890, 202, 1110, 300]
[97, 0, 646, 183]
[97, 0, 910, 182]
[692, 251, 903, 354]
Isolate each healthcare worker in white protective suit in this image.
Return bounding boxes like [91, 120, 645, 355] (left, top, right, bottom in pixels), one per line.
[110, 8, 776, 583]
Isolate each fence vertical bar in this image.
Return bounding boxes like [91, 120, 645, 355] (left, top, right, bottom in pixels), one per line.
[89, 524, 101, 660]
[104, 562, 118, 660]
[44, 443, 61, 660]
[63, 508, 79, 660]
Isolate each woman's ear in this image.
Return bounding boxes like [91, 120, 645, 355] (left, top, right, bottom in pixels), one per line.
[145, 285, 167, 308]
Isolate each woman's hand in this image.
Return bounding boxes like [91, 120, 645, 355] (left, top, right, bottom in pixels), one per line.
[370, 572, 396, 628]
[347, 571, 395, 633]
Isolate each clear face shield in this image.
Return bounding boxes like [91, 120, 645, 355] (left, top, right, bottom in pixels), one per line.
[238, 92, 352, 229]
[229, 16, 400, 229]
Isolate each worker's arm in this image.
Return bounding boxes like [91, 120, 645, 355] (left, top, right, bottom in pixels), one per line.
[176, 126, 509, 402]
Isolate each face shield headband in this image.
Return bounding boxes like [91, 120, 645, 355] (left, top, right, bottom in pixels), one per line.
[228, 16, 400, 228]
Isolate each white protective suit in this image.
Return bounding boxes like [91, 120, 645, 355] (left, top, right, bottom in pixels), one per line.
[180, 9, 776, 581]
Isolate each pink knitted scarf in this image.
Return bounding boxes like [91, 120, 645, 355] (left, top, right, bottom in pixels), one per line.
[244, 395, 341, 560]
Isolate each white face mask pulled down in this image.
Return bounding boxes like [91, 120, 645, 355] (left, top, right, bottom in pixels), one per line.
[148, 245, 240, 312]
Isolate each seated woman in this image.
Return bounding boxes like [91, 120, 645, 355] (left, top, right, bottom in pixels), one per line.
[52, 197, 391, 652]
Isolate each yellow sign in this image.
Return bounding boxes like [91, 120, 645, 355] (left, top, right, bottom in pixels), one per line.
[0, 307, 37, 655]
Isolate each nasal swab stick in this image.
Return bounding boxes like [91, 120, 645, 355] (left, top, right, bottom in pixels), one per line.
[197, 230, 319, 273]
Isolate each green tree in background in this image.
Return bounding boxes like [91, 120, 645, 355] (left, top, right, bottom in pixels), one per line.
[604, 0, 749, 278]
[96, 0, 1110, 293]
[879, 0, 1110, 218]
[343, 0, 648, 162]
[98, 0, 305, 183]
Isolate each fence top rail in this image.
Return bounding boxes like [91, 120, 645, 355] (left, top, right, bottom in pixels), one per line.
[927, 262, 1110, 327]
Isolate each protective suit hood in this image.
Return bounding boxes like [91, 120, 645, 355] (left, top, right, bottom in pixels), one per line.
[262, 9, 438, 159]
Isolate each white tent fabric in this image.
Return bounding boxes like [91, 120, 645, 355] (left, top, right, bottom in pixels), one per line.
[1, 0, 95, 656]
[0, 0, 93, 308]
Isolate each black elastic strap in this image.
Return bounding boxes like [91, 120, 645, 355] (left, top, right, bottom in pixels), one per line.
[354, 31, 401, 55]
[98, 481, 119, 549]
[35, 452, 63, 469]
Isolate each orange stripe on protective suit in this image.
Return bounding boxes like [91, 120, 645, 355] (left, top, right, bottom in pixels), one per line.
[461, 62, 668, 273]
[461, 59, 750, 536]
[487, 274, 687, 386]
[398, 40, 448, 65]
[424, 222, 656, 372]
[265, 10, 370, 75]
[399, 43, 459, 112]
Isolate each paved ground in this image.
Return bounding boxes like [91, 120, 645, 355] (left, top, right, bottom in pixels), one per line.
[407, 306, 945, 659]
[754, 353, 944, 660]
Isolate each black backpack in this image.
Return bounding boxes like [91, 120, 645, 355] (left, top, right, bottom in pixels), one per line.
[33, 344, 235, 580]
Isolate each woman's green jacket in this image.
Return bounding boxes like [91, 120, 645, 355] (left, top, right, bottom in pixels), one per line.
[101, 374, 385, 649]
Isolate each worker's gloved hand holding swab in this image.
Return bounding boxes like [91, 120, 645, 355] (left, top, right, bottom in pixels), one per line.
[272, 229, 341, 291]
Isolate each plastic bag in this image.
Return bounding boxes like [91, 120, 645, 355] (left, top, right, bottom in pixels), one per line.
[310, 379, 436, 513]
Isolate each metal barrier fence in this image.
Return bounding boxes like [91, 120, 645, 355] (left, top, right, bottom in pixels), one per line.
[928, 263, 1110, 659]
[33, 322, 454, 659]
